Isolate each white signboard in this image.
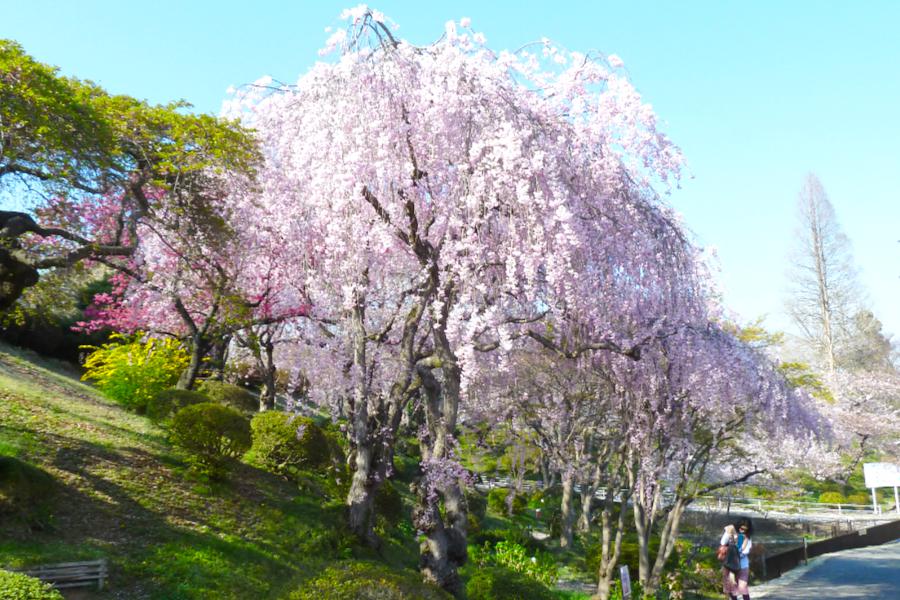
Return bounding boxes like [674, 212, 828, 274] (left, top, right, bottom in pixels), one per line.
[863, 463, 900, 488]
[620, 565, 632, 599]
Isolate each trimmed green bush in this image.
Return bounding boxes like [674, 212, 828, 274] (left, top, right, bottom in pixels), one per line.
[0, 570, 64, 600]
[465, 566, 555, 600]
[818, 491, 846, 504]
[81, 334, 189, 413]
[171, 403, 251, 477]
[287, 561, 451, 599]
[486, 487, 526, 516]
[198, 380, 258, 413]
[487, 487, 507, 514]
[147, 388, 208, 422]
[250, 412, 331, 476]
[846, 493, 870, 505]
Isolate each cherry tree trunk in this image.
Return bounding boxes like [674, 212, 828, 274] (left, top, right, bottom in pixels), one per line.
[347, 440, 379, 546]
[560, 471, 576, 548]
[632, 500, 652, 588]
[640, 497, 688, 596]
[345, 281, 379, 546]
[540, 456, 557, 490]
[578, 487, 595, 533]
[207, 334, 230, 381]
[414, 347, 467, 597]
[177, 335, 208, 390]
[633, 484, 688, 595]
[413, 476, 467, 597]
[594, 494, 628, 600]
[258, 339, 277, 412]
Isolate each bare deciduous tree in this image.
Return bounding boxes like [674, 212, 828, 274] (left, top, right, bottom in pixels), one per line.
[786, 173, 861, 372]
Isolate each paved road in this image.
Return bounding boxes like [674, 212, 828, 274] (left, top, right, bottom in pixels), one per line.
[755, 539, 900, 599]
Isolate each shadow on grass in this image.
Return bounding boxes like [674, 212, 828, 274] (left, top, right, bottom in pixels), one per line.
[0, 430, 357, 599]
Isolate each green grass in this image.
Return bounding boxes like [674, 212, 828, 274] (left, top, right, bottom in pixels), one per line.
[0, 341, 385, 599]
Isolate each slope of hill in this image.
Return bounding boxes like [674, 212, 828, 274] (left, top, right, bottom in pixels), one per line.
[0, 342, 360, 599]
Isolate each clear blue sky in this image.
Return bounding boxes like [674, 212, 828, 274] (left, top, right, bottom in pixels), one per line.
[3, 0, 898, 340]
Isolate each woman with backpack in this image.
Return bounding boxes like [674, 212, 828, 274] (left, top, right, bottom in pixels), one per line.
[719, 516, 753, 600]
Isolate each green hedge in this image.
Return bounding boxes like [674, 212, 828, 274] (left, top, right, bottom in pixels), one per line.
[171, 403, 251, 477]
[466, 566, 555, 600]
[198, 380, 258, 413]
[147, 388, 208, 422]
[250, 412, 331, 476]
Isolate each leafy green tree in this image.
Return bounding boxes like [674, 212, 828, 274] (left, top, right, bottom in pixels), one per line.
[0, 39, 259, 312]
[838, 310, 897, 373]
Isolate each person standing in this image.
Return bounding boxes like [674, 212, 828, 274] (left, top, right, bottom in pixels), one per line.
[720, 517, 754, 600]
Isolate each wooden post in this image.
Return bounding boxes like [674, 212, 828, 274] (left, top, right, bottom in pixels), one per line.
[98, 559, 107, 590]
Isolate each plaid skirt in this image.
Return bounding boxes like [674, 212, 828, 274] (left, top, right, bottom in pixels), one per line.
[722, 567, 750, 595]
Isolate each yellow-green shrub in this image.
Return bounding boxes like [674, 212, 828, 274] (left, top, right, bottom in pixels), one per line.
[0, 570, 63, 600]
[846, 493, 871, 505]
[81, 333, 188, 412]
[818, 491, 846, 504]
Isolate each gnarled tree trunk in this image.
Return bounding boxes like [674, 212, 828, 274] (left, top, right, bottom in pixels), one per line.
[414, 348, 467, 597]
[346, 280, 380, 546]
[258, 335, 277, 411]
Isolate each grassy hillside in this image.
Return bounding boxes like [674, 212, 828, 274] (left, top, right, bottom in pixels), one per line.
[0, 342, 424, 599]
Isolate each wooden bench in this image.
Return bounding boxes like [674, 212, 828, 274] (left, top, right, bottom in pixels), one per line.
[19, 559, 107, 591]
